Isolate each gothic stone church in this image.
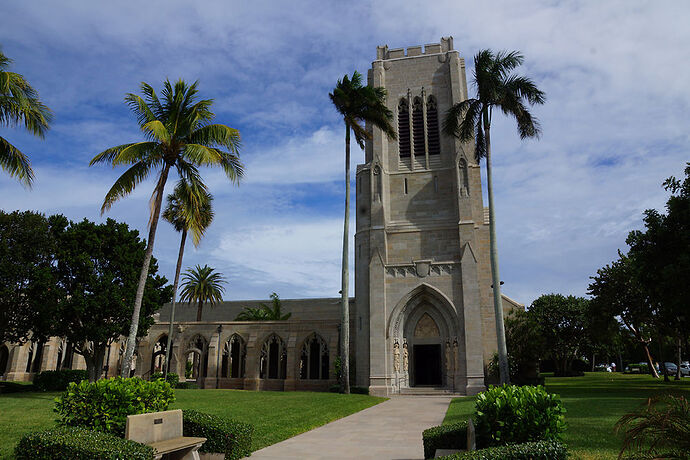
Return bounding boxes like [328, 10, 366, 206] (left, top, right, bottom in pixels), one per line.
[0, 38, 522, 396]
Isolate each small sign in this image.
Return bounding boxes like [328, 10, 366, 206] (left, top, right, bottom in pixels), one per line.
[154, 418, 163, 425]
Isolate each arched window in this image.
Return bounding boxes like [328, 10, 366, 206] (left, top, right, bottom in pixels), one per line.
[459, 158, 469, 196]
[427, 96, 440, 155]
[373, 165, 381, 202]
[260, 334, 286, 379]
[185, 335, 209, 381]
[150, 335, 170, 375]
[412, 97, 425, 156]
[222, 334, 246, 378]
[299, 334, 329, 380]
[398, 99, 411, 157]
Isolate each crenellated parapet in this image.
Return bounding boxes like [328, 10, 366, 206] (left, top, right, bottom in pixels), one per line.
[376, 36, 454, 60]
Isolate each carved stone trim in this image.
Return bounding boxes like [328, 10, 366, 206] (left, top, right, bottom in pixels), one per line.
[385, 262, 457, 278]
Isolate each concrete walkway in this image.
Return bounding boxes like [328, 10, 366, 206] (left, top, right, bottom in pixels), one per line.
[248, 396, 452, 460]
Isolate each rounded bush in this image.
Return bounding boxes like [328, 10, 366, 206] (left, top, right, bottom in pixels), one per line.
[474, 384, 565, 447]
[54, 377, 175, 436]
[150, 371, 180, 388]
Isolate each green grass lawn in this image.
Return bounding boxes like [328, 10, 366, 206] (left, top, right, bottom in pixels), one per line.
[0, 388, 384, 459]
[443, 372, 690, 460]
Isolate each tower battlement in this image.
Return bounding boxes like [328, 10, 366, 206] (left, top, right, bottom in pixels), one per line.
[376, 36, 454, 60]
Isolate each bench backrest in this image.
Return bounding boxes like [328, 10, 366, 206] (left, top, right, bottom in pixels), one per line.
[125, 409, 183, 444]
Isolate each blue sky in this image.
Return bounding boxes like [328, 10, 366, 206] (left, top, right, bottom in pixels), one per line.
[1, 1, 688, 304]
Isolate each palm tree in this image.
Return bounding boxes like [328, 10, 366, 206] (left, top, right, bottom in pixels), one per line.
[89, 79, 243, 377]
[161, 179, 214, 377]
[329, 71, 396, 393]
[0, 50, 52, 186]
[179, 264, 226, 321]
[235, 293, 291, 321]
[443, 50, 545, 385]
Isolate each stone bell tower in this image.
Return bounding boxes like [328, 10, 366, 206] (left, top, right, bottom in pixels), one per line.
[354, 37, 499, 396]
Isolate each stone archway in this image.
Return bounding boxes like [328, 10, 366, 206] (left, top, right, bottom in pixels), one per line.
[387, 283, 461, 391]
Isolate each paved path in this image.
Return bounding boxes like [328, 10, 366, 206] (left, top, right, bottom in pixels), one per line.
[248, 396, 452, 460]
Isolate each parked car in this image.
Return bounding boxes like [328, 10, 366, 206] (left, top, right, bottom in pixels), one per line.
[663, 362, 678, 375]
[679, 362, 689, 377]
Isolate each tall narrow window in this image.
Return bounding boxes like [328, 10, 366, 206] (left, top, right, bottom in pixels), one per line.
[434, 175, 439, 193]
[427, 96, 440, 155]
[404, 178, 408, 194]
[412, 97, 425, 155]
[260, 334, 286, 379]
[373, 165, 381, 202]
[459, 158, 469, 196]
[398, 99, 411, 157]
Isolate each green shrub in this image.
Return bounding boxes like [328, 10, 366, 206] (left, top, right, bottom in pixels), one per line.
[436, 440, 568, 460]
[151, 371, 180, 387]
[351, 386, 369, 395]
[54, 377, 175, 436]
[34, 369, 88, 391]
[182, 409, 253, 460]
[176, 381, 199, 389]
[474, 384, 565, 447]
[422, 422, 468, 459]
[14, 426, 154, 460]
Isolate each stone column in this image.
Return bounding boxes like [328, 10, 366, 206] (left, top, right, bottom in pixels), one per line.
[460, 243, 486, 395]
[39, 337, 59, 372]
[204, 329, 220, 389]
[284, 333, 297, 391]
[243, 334, 260, 391]
[5, 343, 30, 381]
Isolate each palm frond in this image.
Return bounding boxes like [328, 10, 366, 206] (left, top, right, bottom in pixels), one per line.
[100, 161, 156, 213]
[183, 143, 223, 165]
[141, 120, 171, 143]
[89, 143, 138, 166]
[217, 150, 244, 184]
[0, 135, 34, 187]
[111, 142, 160, 166]
[124, 92, 158, 127]
[188, 124, 241, 153]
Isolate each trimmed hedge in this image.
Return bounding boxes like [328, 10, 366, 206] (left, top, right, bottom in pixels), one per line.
[14, 426, 154, 460]
[182, 409, 253, 460]
[435, 441, 568, 460]
[54, 377, 175, 436]
[34, 369, 88, 391]
[474, 385, 565, 447]
[176, 381, 199, 389]
[422, 422, 468, 459]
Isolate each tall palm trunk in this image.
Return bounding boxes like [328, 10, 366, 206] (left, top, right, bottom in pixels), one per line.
[484, 118, 510, 385]
[340, 123, 351, 394]
[164, 228, 187, 378]
[196, 299, 204, 322]
[120, 164, 171, 378]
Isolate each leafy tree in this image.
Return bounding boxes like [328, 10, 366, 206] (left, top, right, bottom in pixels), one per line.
[52, 218, 172, 381]
[529, 294, 589, 377]
[627, 163, 690, 378]
[161, 179, 214, 376]
[179, 264, 226, 321]
[504, 309, 546, 379]
[0, 50, 52, 186]
[0, 210, 65, 343]
[443, 50, 545, 384]
[588, 253, 660, 378]
[329, 70, 396, 393]
[89, 79, 243, 376]
[235, 293, 291, 321]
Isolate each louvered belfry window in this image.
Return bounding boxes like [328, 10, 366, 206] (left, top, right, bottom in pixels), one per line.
[398, 99, 411, 157]
[412, 97, 425, 155]
[427, 96, 440, 155]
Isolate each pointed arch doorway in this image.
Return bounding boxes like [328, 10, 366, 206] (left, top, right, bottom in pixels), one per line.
[409, 312, 443, 386]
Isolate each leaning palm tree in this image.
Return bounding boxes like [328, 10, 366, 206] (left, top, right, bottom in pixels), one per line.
[161, 179, 214, 377]
[89, 79, 243, 377]
[0, 50, 52, 186]
[179, 264, 226, 321]
[443, 50, 545, 385]
[329, 71, 396, 393]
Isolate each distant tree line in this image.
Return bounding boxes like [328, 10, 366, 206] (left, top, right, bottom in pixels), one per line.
[506, 163, 690, 379]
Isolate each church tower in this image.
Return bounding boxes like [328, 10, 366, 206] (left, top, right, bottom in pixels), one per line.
[354, 37, 500, 396]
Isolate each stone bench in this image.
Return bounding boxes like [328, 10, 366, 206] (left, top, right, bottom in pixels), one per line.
[126, 409, 206, 460]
